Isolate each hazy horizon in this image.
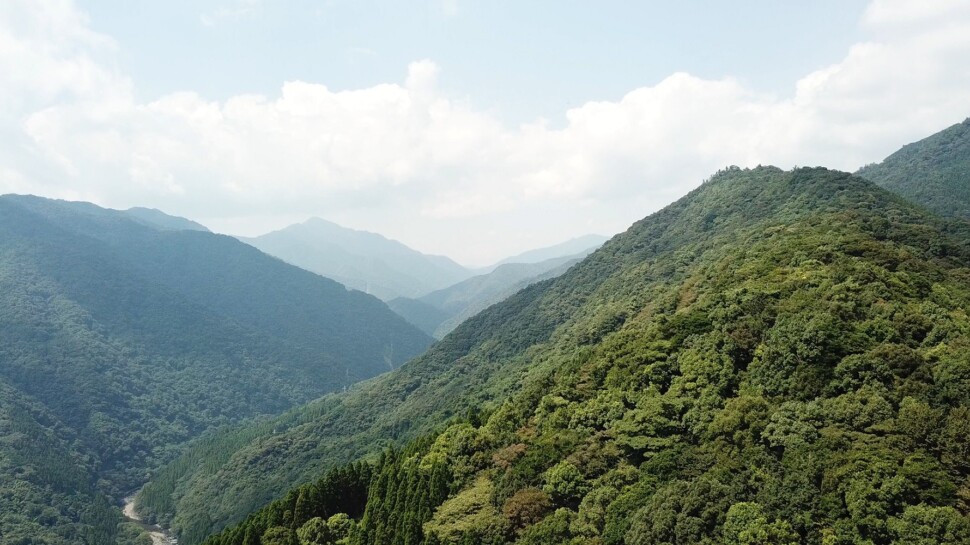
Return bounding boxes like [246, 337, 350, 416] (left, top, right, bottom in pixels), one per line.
[3, 0, 970, 264]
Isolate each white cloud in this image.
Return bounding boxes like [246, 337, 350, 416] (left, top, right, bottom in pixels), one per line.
[863, 0, 970, 30]
[2, 0, 970, 264]
[439, 0, 459, 18]
[0, 0, 127, 116]
[200, 0, 262, 27]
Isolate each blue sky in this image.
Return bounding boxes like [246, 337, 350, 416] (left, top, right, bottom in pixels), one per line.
[81, 1, 868, 124]
[3, 1, 970, 265]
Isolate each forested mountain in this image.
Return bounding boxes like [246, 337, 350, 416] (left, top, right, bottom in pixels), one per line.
[143, 165, 970, 544]
[241, 218, 605, 306]
[385, 297, 453, 338]
[123, 206, 211, 232]
[0, 378, 130, 545]
[858, 117, 970, 219]
[0, 195, 432, 543]
[485, 234, 608, 271]
[390, 252, 594, 338]
[240, 218, 472, 300]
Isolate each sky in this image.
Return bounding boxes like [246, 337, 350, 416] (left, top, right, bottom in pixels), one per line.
[2, 1, 970, 266]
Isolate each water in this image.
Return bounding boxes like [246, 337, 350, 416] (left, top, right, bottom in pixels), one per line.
[122, 495, 178, 545]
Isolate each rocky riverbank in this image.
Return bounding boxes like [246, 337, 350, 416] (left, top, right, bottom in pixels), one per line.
[123, 495, 177, 545]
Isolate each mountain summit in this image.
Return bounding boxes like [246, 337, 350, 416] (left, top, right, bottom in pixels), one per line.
[241, 218, 471, 300]
[150, 165, 970, 545]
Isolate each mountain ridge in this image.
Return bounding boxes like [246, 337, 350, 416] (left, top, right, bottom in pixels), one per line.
[140, 164, 970, 545]
[857, 117, 970, 220]
[391, 251, 596, 338]
[240, 217, 471, 300]
[0, 194, 433, 544]
[124, 206, 211, 232]
[192, 165, 970, 544]
[487, 234, 609, 271]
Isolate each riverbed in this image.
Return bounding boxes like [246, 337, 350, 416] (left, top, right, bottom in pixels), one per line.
[122, 495, 177, 545]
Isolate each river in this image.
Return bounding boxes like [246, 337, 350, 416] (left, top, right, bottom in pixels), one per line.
[122, 495, 178, 545]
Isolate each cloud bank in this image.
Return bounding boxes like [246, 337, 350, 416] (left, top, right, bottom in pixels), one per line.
[2, 0, 970, 264]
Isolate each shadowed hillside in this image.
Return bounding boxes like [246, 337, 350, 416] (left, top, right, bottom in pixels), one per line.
[0, 195, 432, 544]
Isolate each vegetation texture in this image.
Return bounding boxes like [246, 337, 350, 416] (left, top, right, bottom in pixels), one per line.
[390, 253, 591, 338]
[0, 195, 432, 544]
[150, 165, 970, 544]
[858, 117, 970, 220]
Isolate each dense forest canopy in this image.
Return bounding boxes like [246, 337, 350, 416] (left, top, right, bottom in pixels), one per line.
[4, 118, 970, 545]
[858, 117, 970, 220]
[4, 1, 970, 543]
[147, 162, 970, 545]
[0, 196, 432, 544]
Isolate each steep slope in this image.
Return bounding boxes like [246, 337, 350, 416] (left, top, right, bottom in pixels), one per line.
[241, 218, 471, 300]
[393, 253, 590, 338]
[386, 297, 452, 337]
[147, 166, 970, 545]
[0, 195, 432, 541]
[124, 206, 211, 231]
[389, 242, 606, 338]
[487, 234, 608, 270]
[858, 117, 970, 219]
[0, 378, 133, 544]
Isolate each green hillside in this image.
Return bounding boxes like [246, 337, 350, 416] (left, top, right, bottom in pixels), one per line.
[387, 297, 453, 337]
[123, 206, 211, 232]
[391, 253, 591, 338]
[241, 218, 472, 300]
[487, 234, 608, 269]
[0, 195, 432, 543]
[0, 378, 135, 545]
[858, 117, 970, 219]
[146, 166, 970, 544]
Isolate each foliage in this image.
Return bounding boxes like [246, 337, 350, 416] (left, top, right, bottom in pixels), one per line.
[502, 488, 552, 531]
[177, 165, 970, 545]
[858, 117, 970, 219]
[0, 378, 142, 544]
[0, 195, 431, 542]
[199, 440, 453, 545]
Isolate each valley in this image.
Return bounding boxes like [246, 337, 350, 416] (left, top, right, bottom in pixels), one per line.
[3, 3, 970, 543]
[123, 496, 176, 545]
[0, 197, 432, 544]
[2, 118, 969, 544]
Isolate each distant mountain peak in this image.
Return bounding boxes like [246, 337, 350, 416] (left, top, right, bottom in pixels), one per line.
[488, 233, 609, 270]
[242, 218, 471, 300]
[299, 216, 351, 230]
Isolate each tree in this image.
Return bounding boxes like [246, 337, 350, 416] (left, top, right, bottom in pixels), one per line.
[262, 526, 297, 545]
[502, 488, 552, 530]
[542, 461, 589, 508]
[297, 517, 330, 545]
[327, 513, 353, 542]
[888, 505, 970, 544]
[722, 503, 797, 545]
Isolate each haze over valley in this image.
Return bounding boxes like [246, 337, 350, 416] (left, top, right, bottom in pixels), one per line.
[2, 2, 970, 545]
